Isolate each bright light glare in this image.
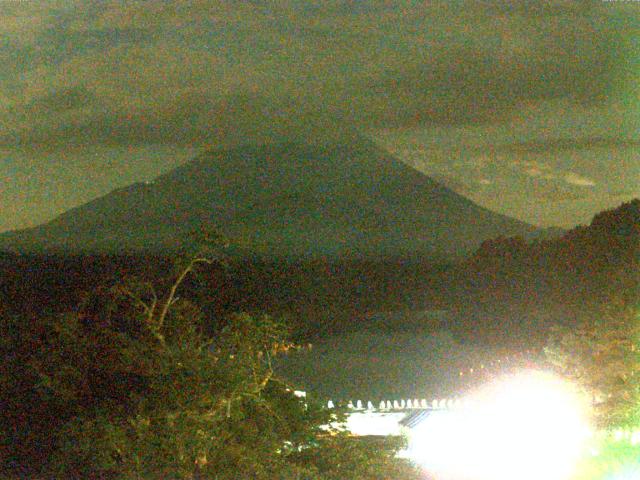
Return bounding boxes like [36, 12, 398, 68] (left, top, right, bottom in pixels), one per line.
[406, 370, 592, 480]
[608, 467, 640, 480]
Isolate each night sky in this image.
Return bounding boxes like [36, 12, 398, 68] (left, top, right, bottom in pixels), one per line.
[1, 0, 638, 232]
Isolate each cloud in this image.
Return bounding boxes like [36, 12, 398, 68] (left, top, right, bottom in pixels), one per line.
[1, 0, 637, 232]
[493, 137, 640, 155]
[564, 172, 596, 187]
[0, 0, 636, 148]
[512, 160, 555, 179]
[376, 122, 628, 216]
[501, 161, 596, 201]
[26, 86, 95, 113]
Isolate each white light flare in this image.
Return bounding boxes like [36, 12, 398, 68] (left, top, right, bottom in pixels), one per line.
[607, 466, 640, 480]
[406, 370, 592, 480]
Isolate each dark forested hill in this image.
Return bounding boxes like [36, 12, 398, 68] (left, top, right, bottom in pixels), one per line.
[446, 199, 640, 345]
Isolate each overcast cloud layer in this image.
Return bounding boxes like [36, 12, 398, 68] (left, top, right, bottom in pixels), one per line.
[1, 0, 638, 230]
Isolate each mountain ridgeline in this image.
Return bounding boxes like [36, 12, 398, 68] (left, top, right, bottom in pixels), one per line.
[0, 136, 534, 259]
[445, 199, 640, 345]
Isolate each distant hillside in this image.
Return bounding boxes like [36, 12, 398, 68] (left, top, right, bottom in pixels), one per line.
[446, 199, 640, 345]
[0, 136, 535, 259]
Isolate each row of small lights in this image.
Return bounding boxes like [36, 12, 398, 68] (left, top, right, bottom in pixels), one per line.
[319, 350, 540, 412]
[327, 398, 463, 411]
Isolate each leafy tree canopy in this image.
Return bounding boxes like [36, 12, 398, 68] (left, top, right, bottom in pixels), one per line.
[545, 303, 640, 429]
[0, 242, 420, 479]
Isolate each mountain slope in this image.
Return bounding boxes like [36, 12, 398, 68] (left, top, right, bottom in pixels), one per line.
[0, 137, 536, 259]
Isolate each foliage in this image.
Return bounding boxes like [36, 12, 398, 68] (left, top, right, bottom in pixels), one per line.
[290, 434, 419, 480]
[0, 246, 421, 479]
[545, 304, 640, 428]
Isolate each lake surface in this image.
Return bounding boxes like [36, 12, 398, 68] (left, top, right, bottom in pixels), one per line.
[275, 327, 512, 402]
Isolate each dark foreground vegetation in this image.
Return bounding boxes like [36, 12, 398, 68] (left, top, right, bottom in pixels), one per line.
[0, 241, 421, 479]
[0, 200, 638, 478]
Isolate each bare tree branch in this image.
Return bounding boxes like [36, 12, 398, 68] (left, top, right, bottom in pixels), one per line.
[157, 256, 215, 331]
[119, 286, 152, 318]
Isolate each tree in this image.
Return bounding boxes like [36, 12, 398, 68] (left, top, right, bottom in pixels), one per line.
[1, 245, 420, 479]
[545, 303, 640, 428]
[0, 301, 65, 475]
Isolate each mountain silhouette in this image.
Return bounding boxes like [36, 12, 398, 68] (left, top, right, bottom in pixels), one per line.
[0, 136, 536, 259]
